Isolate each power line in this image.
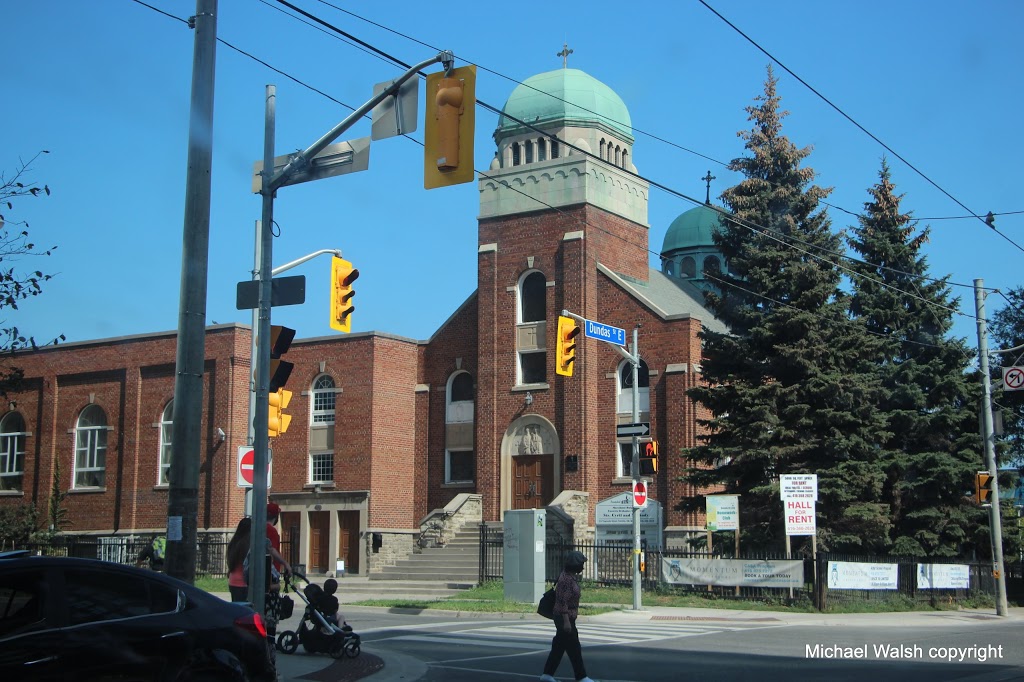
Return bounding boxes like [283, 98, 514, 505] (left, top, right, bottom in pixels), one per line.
[697, 0, 1024, 256]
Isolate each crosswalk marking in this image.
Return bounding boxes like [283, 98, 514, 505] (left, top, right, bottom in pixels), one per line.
[387, 619, 785, 653]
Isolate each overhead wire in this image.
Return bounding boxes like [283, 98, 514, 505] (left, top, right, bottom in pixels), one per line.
[697, 0, 1024, 256]
[133, 0, 995, 351]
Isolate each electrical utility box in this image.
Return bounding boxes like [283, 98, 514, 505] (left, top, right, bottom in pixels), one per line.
[503, 509, 546, 603]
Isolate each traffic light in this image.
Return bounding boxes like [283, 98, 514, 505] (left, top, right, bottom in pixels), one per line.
[330, 256, 359, 333]
[555, 315, 581, 377]
[268, 325, 295, 393]
[424, 65, 476, 189]
[639, 441, 659, 475]
[268, 388, 292, 437]
[974, 471, 993, 504]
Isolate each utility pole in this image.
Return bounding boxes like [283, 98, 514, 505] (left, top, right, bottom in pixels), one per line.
[165, 0, 217, 583]
[974, 279, 1009, 616]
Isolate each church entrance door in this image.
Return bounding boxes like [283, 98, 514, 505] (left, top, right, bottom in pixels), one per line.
[512, 455, 553, 509]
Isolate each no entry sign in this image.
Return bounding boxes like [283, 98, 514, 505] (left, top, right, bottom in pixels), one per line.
[237, 446, 273, 488]
[632, 480, 648, 508]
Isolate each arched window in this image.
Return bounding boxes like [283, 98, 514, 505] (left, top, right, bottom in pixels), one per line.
[615, 145, 621, 166]
[681, 257, 696, 278]
[617, 359, 650, 414]
[538, 138, 547, 162]
[0, 412, 26, 491]
[311, 375, 336, 425]
[512, 142, 521, 166]
[622, 149, 629, 168]
[158, 401, 173, 485]
[551, 139, 559, 159]
[519, 271, 546, 323]
[525, 140, 534, 164]
[663, 259, 675, 277]
[599, 139, 606, 160]
[445, 371, 475, 483]
[74, 404, 108, 489]
[447, 371, 474, 423]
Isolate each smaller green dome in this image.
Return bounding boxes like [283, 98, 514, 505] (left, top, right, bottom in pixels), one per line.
[662, 204, 725, 254]
[496, 68, 632, 141]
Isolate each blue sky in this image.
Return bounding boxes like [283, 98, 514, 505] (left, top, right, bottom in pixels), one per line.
[5, 1, 1022, 355]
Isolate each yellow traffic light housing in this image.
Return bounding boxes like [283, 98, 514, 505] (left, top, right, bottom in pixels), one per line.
[331, 256, 359, 333]
[640, 440, 659, 475]
[555, 315, 581, 377]
[974, 471, 993, 504]
[424, 65, 476, 189]
[268, 388, 292, 437]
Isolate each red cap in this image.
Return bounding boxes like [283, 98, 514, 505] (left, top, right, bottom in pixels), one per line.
[267, 502, 281, 517]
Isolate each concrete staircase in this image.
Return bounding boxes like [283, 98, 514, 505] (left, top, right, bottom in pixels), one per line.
[369, 525, 481, 585]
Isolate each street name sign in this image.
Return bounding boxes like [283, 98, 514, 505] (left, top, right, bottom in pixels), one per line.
[371, 77, 418, 140]
[252, 137, 370, 193]
[616, 422, 650, 438]
[584, 319, 626, 347]
[235, 275, 306, 310]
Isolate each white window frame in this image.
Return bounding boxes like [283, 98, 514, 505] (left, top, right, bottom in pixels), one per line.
[311, 374, 336, 425]
[310, 451, 334, 484]
[0, 412, 26, 491]
[158, 401, 173, 486]
[74, 405, 108, 489]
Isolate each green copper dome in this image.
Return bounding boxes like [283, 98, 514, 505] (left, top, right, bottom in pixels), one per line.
[496, 68, 633, 142]
[662, 204, 725, 253]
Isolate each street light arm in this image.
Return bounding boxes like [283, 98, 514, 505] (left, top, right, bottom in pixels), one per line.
[271, 249, 342, 277]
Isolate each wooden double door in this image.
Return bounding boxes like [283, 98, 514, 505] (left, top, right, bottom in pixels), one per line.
[307, 510, 360, 575]
[512, 455, 553, 509]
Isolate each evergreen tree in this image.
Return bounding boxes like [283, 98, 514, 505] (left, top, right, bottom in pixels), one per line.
[846, 160, 981, 557]
[989, 287, 1024, 468]
[681, 67, 889, 553]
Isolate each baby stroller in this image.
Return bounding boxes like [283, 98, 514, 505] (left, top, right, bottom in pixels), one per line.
[276, 572, 361, 659]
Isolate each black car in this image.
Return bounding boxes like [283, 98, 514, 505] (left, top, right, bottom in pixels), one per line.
[0, 551, 276, 681]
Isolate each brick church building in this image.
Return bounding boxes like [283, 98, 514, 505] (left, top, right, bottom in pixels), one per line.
[1, 66, 728, 576]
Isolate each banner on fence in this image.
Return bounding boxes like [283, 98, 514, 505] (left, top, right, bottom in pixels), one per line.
[827, 561, 898, 589]
[661, 557, 803, 588]
[705, 495, 739, 531]
[917, 563, 970, 590]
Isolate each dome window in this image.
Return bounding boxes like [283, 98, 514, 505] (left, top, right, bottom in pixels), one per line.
[538, 138, 547, 161]
[512, 143, 521, 166]
[525, 140, 534, 164]
[681, 257, 696, 278]
[703, 256, 721, 278]
[551, 139, 559, 159]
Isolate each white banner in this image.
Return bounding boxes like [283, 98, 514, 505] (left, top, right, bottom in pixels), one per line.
[784, 498, 816, 536]
[661, 557, 803, 588]
[917, 564, 970, 590]
[706, 495, 739, 531]
[827, 561, 898, 590]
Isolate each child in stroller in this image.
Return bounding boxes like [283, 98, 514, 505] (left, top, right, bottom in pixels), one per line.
[276, 573, 361, 658]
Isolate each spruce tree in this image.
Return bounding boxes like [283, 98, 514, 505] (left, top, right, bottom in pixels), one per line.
[846, 160, 981, 557]
[682, 67, 889, 553]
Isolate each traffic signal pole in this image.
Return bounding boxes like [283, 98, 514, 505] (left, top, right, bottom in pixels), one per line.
[974, 279, 1009, 616]
[248, 51, 453, 618]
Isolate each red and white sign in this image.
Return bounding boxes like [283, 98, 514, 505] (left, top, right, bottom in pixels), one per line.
[1004, 366, 1024, 392]
[237, 446, 272, 488]
[632, 480, 648, 508]
[784, 498, 815, 536]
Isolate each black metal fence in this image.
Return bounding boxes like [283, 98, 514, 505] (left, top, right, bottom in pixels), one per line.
[19, 535, 231, 577]
[479, 524, 1003, 610]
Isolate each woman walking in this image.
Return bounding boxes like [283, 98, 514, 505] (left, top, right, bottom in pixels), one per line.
[539, 550, 595, 682]
[226, 517, 252, 602]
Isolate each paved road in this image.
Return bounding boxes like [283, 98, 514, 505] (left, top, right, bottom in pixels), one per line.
[354, 609, 1024, 682]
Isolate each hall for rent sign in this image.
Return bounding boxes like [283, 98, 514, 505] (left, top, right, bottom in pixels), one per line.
[784, 497, 816, 536]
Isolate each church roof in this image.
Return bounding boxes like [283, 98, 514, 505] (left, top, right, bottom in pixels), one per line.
[597, 264, 728, 335]
[495, 68, 633, 142]
[661, 203, 725, 254]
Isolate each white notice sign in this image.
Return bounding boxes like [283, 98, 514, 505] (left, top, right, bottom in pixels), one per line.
[917, 564, 971, 590]
[828, 561, 898, 590]
[784, 498, 816, 536]
[780, 474, 818, 500]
